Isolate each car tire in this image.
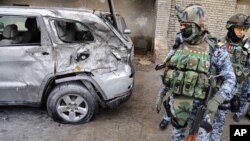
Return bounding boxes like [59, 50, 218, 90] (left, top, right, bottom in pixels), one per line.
[47, 82, 97, 124]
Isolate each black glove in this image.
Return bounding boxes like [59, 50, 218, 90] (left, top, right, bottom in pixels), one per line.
[230, 95, 240, 113]
[155, 63, 166, 71]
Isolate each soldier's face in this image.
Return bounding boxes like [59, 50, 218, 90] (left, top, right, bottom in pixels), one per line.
[233, 26, 249, 38]
[180, 22, 191, 30]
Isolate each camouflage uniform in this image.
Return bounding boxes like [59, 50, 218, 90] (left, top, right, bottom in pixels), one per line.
[240, 75, 250, 117]
[199, 14, 250, 141]
[156, 34, 182, 128]
[223, 14, 250, 122]
[209, 37, 244, 141]
[155, 4, 236, 141]
[170, 40, 235, 141]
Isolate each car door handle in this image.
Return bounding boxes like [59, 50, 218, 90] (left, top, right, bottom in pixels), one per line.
[42, 52, 50, 55]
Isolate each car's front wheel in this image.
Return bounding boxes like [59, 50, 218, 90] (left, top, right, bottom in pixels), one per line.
[47, 82, 97, 124]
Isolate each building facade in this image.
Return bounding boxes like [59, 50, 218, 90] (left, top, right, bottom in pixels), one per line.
[1, 0, 250, 61]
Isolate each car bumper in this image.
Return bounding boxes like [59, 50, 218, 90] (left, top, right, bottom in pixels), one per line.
[105, 88, 133, 109]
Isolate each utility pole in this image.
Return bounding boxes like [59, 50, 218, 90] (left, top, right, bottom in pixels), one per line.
[107, 0, 118, 29]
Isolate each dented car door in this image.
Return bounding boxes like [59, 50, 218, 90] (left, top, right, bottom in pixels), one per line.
[0, 16, 54, 103]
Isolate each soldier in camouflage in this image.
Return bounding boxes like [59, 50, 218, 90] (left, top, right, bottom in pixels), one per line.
[155, 4, 236, 141]
[155, 32, 182, 130]
[220, 14, 250, 122]
[207, 13, 250, 141]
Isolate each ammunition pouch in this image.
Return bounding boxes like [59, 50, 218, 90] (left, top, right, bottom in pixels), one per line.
[198, 59, 210, 73]
[177, 55, 189, 69]
[162, 68, 175, 87]
[240, 50, 248, 65]
[194, 74, 209, 99]
[163, 70, 210, 99]
[229, 44, 248, 83]
[165, 45, 212, 98]
[183, 71, 198, 97]
[163, 69, 184, 94]
[234, 65, 244, 83]
[169, 55, 179, 68]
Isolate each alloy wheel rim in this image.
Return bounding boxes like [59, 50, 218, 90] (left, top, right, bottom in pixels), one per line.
[56, 94, 88, 122]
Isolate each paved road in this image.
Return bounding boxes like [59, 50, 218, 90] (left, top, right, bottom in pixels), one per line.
[0, 56, 249, 141]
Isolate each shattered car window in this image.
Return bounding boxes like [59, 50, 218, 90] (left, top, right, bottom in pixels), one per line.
[0, 15, 41, 45]
[54, 20, 94, 43]
[0, 16, 26, 31]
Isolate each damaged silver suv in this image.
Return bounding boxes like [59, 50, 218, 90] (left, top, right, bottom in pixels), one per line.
[0, 5, 134, 124]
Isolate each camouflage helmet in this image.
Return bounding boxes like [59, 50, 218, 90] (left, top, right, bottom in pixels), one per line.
[176, 4, 206, 29]
[226, 13, 250, 29]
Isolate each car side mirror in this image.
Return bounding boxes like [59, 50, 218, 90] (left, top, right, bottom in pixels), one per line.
[123, 28, 131, 35]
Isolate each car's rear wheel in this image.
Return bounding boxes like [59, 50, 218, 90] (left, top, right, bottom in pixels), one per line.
[47, 82, 97, 124]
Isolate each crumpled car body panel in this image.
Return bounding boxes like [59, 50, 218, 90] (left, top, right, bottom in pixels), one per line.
[0, 6, 134, 106]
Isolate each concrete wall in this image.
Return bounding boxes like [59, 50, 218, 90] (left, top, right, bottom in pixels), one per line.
[0, 0, 156, 54]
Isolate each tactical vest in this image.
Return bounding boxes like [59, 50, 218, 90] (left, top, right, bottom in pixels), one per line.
[163, 41, 211, 100]
[220, 38, 248, 83]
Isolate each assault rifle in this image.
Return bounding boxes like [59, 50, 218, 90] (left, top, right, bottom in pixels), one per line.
[186, 75, 214, 141]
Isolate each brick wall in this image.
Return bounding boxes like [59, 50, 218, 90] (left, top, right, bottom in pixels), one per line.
[167, 0, 236, 55]
[154, 0, 172, 61]
[155, 0, 250, 62]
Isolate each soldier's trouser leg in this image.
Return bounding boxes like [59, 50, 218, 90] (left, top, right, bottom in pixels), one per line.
[172, 127, 186, 141]
[210, 107, 230, 141]
[159, 83, 169, 94]
[163, 112, 171, 121]
[235, 79, 250, 117]
[247, 104, 250, 115]
[163, 95, 173, 121]
[170, 95, 191, 141]
[159, 84, 171, 121]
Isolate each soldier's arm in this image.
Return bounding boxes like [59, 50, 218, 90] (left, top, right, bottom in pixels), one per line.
[155, 33, 182, 70]
[243, 37, 250, 68]
[165, 32, 183, 62]
[212, 45, 236, 101]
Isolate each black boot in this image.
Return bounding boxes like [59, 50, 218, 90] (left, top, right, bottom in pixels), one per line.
[246, 105, 250, 120]
[159, 119, 169, 130]
[245, 113, 250, 120]
[233, 114, 240, 122]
